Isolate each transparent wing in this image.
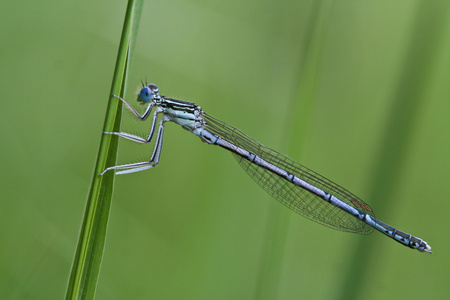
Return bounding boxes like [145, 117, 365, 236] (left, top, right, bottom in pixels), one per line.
[203, 113, 374, 234]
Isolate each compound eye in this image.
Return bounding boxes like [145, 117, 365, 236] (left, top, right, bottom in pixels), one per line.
[137, 87, 154, 103]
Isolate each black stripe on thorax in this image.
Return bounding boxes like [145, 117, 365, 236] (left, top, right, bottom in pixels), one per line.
[162, 97, 198, 113]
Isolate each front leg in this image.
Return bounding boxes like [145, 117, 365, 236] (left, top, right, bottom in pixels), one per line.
[112, 94, 155, 120]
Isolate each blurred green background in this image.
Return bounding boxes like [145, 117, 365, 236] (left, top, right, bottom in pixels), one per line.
[1, 1, 449, 299]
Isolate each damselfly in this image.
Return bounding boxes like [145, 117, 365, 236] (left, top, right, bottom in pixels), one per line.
[101, 83, 431, 253]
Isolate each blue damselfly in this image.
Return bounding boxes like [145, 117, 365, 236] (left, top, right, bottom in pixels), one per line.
[101, 83, 431, 253]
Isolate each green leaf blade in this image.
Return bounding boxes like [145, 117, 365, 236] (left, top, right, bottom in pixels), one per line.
[65, 1, 143, 299]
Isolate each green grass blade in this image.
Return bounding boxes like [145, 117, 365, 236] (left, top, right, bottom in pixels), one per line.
[65, 1, 143, 299]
